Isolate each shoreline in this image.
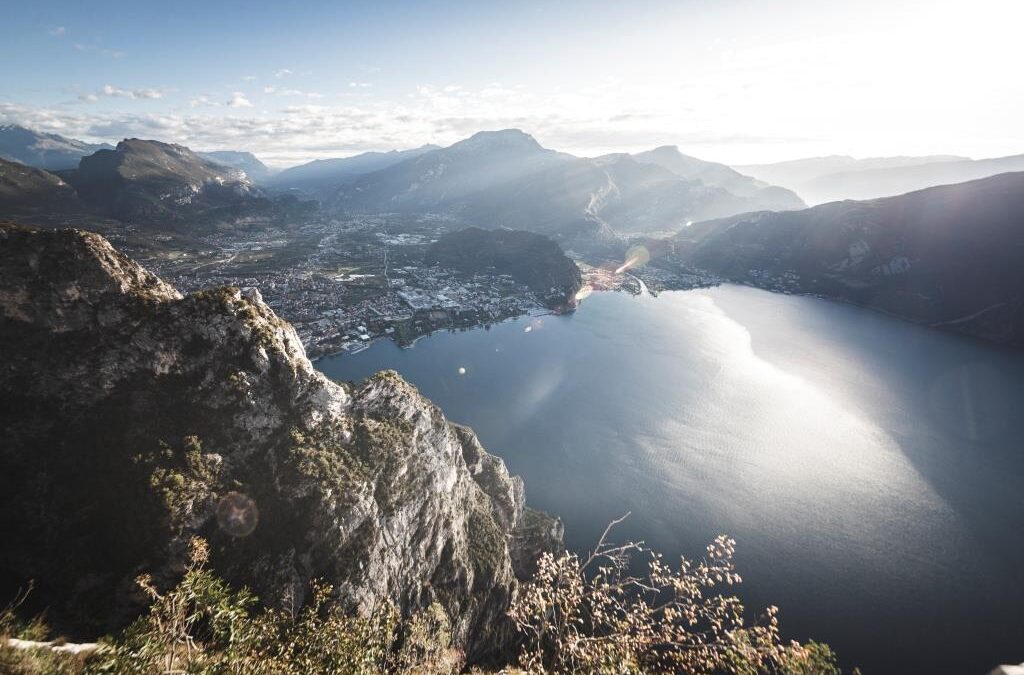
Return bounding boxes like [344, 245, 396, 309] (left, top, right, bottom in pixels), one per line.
[310, 304, 555, 363]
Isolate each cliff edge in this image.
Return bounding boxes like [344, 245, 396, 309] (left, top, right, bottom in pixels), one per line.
[0, 222, 562, 664]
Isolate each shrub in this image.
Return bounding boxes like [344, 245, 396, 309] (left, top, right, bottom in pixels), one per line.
[509, 515, 850, 674]
[90, 537, 455, 675]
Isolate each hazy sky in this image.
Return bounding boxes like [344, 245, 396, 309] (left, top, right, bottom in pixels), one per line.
[1, 0, 1020, 166]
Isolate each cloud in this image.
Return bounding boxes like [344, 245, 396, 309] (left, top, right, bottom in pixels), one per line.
[49, 26, 66, 37]
[78, 85, 165, 102]
[0, 77, 811, 167]
[227, 92, 253, 108]
[348, 82, 372, 88]
[189, 95, 220, 108]
[73, 43, 125, 58]
[264, 86, 322, 99]
[274, 69, 293, 78]
[242, 75, 257, 82]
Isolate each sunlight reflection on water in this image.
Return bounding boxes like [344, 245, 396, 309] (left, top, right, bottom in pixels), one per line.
[316, 285, 1024, 674]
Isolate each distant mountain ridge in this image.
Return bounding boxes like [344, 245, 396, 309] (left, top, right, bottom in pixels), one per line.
[730, 153, 1024, 205]
[673, 171, 1024, 346]
[734, 154, 969, 187]
[0, 124, 112, 171]
[268, 145, 439, 196]
[795, 154, 1024, 204]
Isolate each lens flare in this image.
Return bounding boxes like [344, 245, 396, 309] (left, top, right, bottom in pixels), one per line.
[216, 492, 259, 537]
[615, 245, 651, 275]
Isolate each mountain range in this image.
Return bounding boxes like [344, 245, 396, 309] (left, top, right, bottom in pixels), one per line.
[334, 129, 805, 241]
[0, 124, 112, 171]
[735, 153, 1024, 204]
[672, 171, 1024, 346]
[0, 127, 806, 242]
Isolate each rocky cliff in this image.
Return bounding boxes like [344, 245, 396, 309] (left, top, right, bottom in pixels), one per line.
[0, 223, 561, 663]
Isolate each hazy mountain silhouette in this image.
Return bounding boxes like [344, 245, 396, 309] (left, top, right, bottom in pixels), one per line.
[268, 145, 439, 196]
[0, 124, 112, 171]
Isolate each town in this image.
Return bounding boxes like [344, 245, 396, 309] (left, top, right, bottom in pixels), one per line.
[127, 215, 559, 358]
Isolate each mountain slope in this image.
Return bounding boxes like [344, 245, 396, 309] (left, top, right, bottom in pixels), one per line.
[461, 153, 756, 237]
[425, 227, 583, 307]
[67, 139, 270, 223]
[0, 157, 79, 210]
[268, 145, 439, 196]
[0, 124, 112, 171]
[0, 223, 561, 662]
[198, 150, 273, 183]
[633, 145, 805, 210]
[673, 172, 1024, 346]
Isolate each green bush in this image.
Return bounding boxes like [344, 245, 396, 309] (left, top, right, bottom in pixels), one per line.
[89, 538, 455, 675]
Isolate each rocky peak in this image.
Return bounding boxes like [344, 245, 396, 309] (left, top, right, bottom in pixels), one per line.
[0, 224, 180, 331]
[0, 223, 561, 664]
[452, 129, 545, 155]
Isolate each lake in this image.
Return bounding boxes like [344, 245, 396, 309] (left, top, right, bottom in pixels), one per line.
[315, 285, 1024, 674]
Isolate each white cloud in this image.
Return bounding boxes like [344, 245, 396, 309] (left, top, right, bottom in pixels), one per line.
[348, 82, 371, 88]
[105, 85, 163, 99]
[242, 75, 257, 82]
[227, 92, 253, 108]
[78, 85, 165, 102]
[73, 43, 125, 58]
[264, 86, 322, 99]
[49, 26, 66, 37]
[274, 69, 293, 78]
[189, 96, 220, 108]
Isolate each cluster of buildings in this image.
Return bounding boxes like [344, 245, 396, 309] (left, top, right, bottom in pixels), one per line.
[159, 255, 545, 359]
[293, 266, 544, 357]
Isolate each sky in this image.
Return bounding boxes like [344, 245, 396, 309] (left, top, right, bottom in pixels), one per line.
[1, 0, 1021, 167]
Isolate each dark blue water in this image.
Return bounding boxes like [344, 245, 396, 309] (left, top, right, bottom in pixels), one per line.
[316, 285, 1024, 674]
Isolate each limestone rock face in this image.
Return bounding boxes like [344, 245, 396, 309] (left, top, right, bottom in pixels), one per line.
[0, 223, 561, 663]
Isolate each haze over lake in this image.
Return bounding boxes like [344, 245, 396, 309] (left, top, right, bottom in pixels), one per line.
[316, 285, 1024, 675]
